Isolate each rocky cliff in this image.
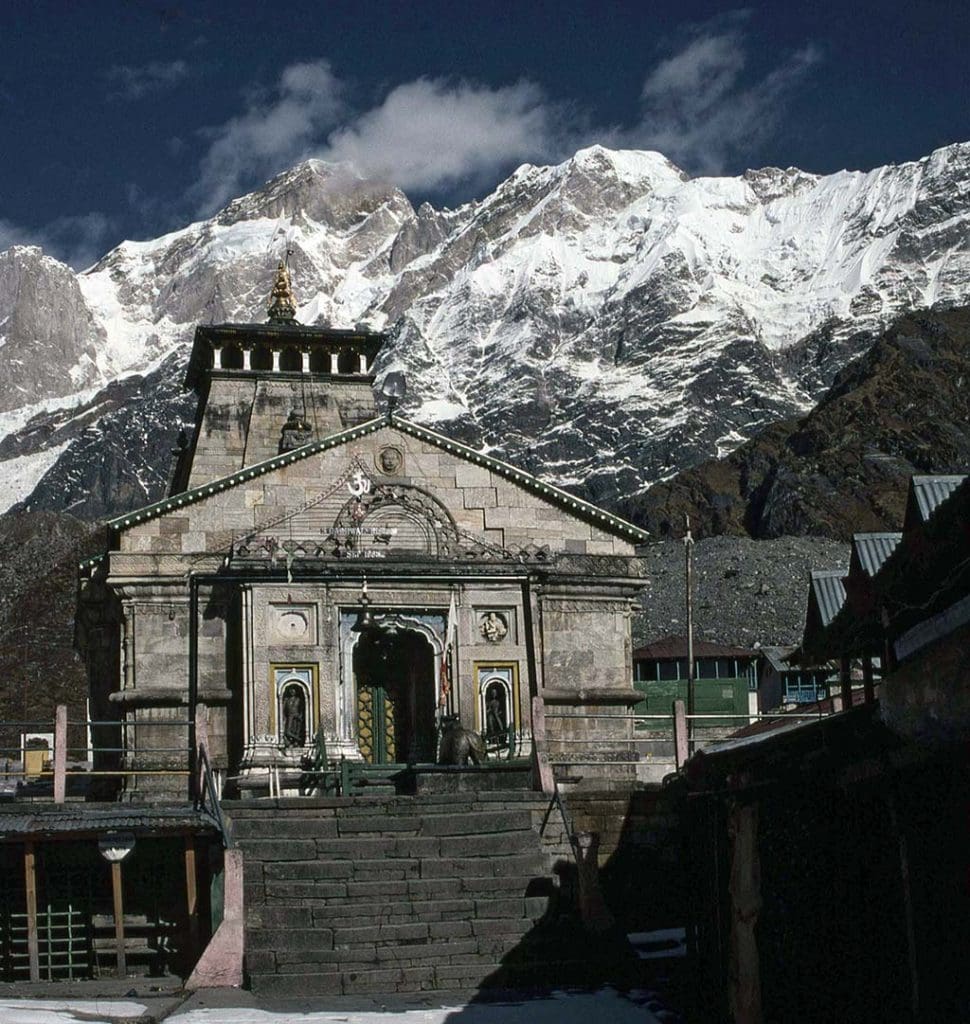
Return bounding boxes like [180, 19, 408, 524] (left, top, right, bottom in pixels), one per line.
[620, 308, 970, 540]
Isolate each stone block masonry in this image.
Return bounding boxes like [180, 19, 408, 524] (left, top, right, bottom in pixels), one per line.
[228, 791, 611, 995]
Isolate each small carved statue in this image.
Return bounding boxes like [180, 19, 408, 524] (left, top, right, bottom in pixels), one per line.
[480, 611, 508, 643]
[485, 685, 507, 741]
[437, 715, 486, 766]
[281, 687, 306, 747]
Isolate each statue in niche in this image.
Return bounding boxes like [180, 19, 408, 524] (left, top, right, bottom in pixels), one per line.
[480, 611, 508, 643]
[279, 410, 312, 453]
[484, 682, 508, 741]
[281, 685, 306, 747]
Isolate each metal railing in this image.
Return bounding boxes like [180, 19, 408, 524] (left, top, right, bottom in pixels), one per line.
[0, 709, 193, 803]
[543, 702, 839, 771]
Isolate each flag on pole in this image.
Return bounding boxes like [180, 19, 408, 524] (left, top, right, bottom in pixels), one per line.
[439, 591, 458, 707]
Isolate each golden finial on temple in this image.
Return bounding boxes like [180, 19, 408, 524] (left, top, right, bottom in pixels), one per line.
[267, 252, 298, 323]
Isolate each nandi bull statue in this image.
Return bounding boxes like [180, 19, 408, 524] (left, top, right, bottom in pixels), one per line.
[437, 715, 486, 766]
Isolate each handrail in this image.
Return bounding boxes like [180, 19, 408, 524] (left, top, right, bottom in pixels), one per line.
[196, 742, 232, 849]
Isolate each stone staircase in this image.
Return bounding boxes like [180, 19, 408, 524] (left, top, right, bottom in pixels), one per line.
[226, 791, 596, 996]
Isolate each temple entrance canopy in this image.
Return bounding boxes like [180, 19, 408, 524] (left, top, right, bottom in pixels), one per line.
[353, 628, 436, 764]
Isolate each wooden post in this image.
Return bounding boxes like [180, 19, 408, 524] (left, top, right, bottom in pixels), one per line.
[862, 656, 875, 705]
[674, 699, 689, 768]
[839, 656, 852, 710]
[24, 841, 40, 982]
[111, 860, 126, 978]
[53, 704, 67, 804]
[185, 836, 199, 963]
[886, 792, 919, 1019]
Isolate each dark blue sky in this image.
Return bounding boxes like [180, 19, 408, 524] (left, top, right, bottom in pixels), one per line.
[1, 0, 968, 267]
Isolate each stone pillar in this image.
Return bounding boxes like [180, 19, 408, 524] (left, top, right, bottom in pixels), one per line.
[358, 352, 368, 373]
[271, 348, 281, 372]
[242, 347, 252, 371]
[122, 603, 135, 691]
[302, 349, 310, 373]
[212, 345, 223, 370]
[329, 351, 339, 374]
[241, 586, 255, 759]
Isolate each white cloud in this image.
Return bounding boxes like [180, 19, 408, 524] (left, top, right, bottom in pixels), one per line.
[0, 212, 114, 271]
[190, 28, 820, 213]
[106, 59, 189, 100]
[318, 78, 565, 194]
[191, 60, 345, 215]
[629, 26, 822, 173]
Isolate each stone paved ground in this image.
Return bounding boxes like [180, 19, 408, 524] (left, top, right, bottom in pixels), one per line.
[0, 985, 675, 1023]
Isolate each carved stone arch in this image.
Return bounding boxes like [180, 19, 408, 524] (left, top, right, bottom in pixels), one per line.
[333, 484, 459, 557]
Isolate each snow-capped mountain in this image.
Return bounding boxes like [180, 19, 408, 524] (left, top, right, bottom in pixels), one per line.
[2, 141, 970, 518]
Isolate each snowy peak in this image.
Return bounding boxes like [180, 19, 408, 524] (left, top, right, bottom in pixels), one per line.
[2, 140, 970, 517]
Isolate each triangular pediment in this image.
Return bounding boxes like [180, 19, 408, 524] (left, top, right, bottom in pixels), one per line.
[110, 415, 649, 545]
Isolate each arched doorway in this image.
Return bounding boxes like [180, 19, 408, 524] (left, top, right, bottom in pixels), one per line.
[353, 629, 436, 764]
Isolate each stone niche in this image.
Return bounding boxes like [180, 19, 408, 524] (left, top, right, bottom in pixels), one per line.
[268, 603, 317, 645]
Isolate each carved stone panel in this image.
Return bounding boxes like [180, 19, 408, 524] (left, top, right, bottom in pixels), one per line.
[269, 603, 317, 645]
[477, 608, 515, 644]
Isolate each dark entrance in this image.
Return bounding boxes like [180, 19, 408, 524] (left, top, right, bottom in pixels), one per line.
[354, 629, 436, 764]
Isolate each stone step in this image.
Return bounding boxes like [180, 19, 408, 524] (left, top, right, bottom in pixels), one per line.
[248, 872, 553, 905]
[232, 815, 540, 847]
[248, 893, 560, 930]
[248, 954, 603, 996]
[225, 791, 549, 817]
[248, 847, 548, 884]
[236, 828, 545, 864]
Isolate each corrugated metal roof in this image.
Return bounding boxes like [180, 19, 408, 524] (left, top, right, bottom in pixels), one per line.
[911, 475, 967, 524]
[810, 570, 847, 627]
[0, 804, 219, 838]
[633, 635, 757, 660]
[758, 645, 797, 673]
[853, 532, 902, 577]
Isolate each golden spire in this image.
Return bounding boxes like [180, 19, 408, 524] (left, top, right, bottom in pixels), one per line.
[266, 255, 298, 323]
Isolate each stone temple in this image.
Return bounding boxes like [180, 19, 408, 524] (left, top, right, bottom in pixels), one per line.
[78, 261, 647, 797]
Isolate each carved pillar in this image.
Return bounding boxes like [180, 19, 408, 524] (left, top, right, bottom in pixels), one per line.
[271, 348, 281, 372]
[329, 351, 339, 373]
[122, 603, 135, 691]
[302, 349, 310, 373]
[242, 346, 252, 371]
[212, 345, 223, 370]
[357, 352, 368, 373]
[241, 585, 255, 759]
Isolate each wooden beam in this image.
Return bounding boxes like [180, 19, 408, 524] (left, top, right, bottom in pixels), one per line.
[111, 860, 126, 978]
[839, 655, 852, 710]
[862, 656, 875, 705]
[24, 841, 39, 982]
[674, 699, 689, 768]
[53, 705, 67, 804]
[185, 836, 200, 963]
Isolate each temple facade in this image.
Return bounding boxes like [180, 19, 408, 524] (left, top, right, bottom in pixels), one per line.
[78, 263, 647, 796]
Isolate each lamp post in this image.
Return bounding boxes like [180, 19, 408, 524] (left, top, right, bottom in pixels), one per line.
[98, 833, 136, 978]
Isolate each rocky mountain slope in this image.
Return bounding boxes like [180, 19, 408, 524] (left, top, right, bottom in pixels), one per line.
[0, 511, 100, 728]
[1, 141, 970, 519]
[621, 307, 970, 540]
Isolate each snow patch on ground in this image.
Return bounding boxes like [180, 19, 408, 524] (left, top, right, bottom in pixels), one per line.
[0, 990, 664, 1024]
[0, 441, 72, 511]
[0, 999, 147, 1023]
